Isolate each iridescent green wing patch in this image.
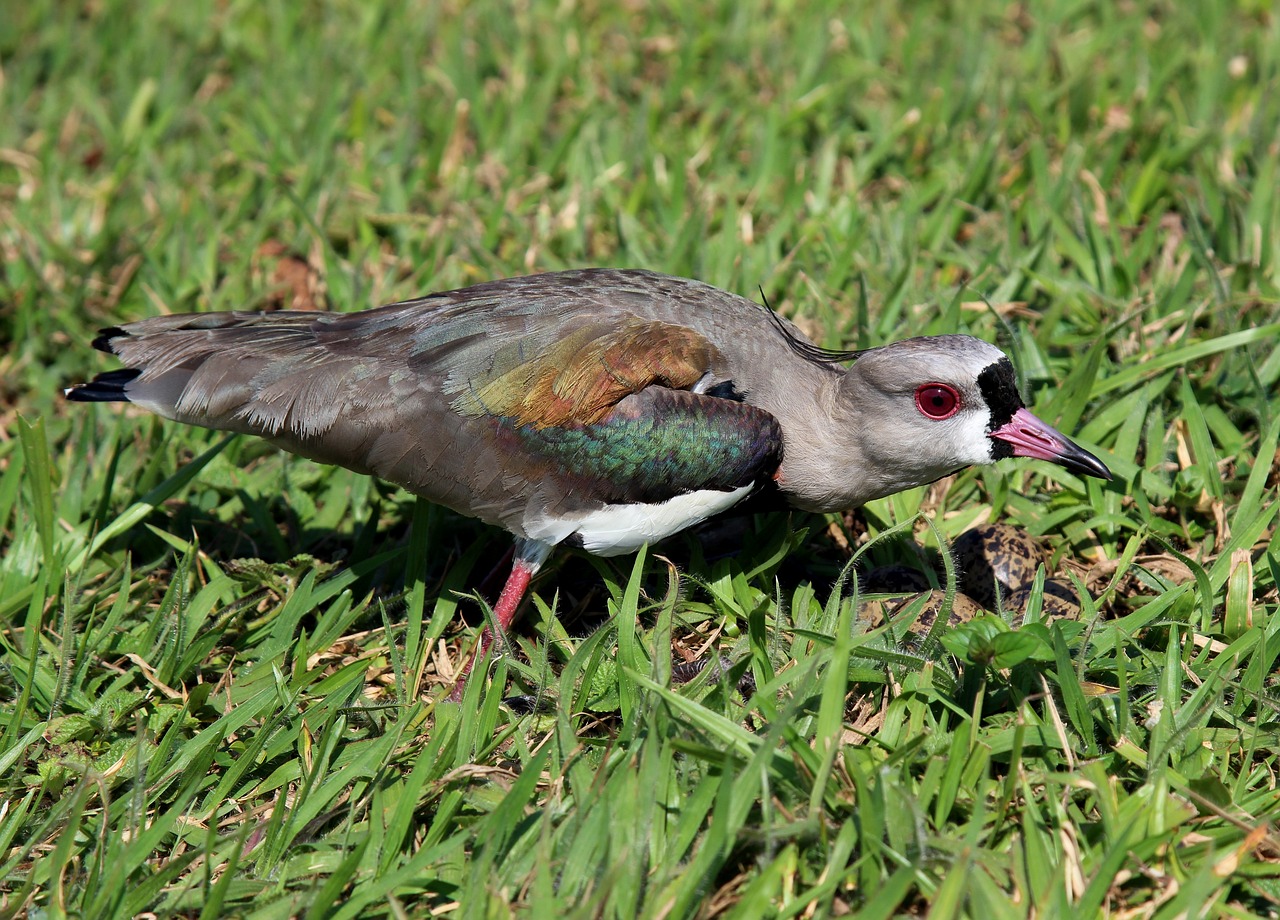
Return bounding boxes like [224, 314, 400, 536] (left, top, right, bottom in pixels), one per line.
[499, 387, 783, 505]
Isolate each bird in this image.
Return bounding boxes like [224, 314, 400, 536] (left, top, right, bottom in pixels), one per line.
[66, 268, 1111, 696]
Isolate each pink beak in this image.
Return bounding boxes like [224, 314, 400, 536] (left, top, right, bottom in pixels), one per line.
[990, 407, 1111, 480]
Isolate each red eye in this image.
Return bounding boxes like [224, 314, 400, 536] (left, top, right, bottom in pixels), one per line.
[915, 383, 960, 420]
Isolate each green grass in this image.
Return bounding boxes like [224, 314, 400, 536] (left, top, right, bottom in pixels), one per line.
[3, 0, 1280, 916]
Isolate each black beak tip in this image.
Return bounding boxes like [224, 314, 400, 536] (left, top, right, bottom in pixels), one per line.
[1060, 446, 1112, 482]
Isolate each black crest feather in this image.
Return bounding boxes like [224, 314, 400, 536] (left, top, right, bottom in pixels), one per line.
[757, 290, 861, 366]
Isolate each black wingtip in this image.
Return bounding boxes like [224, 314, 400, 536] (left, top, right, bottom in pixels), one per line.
[64, 368, 140, 402]
[91, 327, 128, 353]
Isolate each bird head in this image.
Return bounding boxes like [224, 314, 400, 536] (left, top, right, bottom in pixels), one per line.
[837, 335, 1110, 500]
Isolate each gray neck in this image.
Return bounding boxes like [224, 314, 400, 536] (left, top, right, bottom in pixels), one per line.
[766, 372, 886, 512]
[768, 365, 977, 513]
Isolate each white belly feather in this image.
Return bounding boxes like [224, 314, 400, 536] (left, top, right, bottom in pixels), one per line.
[524, 484, 754, 556]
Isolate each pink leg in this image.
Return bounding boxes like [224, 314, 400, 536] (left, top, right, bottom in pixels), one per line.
[473, 556, 536, 662]
[449, 540, 550, 701]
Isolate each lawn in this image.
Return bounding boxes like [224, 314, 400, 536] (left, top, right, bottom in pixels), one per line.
[2, 0, 1279, 916]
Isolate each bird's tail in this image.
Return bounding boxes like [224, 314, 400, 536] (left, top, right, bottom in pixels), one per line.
[61, 310, 379, 444]
[64, 328, 138, 402]
[62, 312, 315, 420]
[64, 368, 141, 402]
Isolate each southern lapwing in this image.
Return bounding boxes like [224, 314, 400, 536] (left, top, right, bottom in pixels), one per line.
[66, 269, 1111, 695]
